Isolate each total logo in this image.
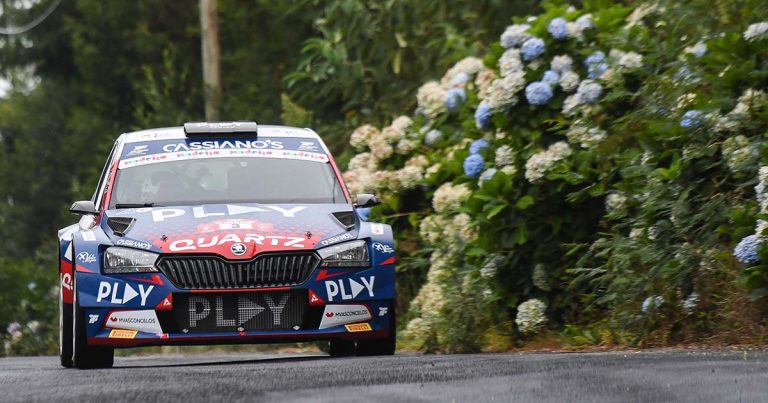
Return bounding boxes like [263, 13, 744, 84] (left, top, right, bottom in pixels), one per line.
[96, 282, 154, 306]
[151, 204, 306, 222]
[324, 276, 375, 302]
[168, 233, 306, 252]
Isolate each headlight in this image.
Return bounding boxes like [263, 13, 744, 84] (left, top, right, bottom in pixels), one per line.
[103, 247, 159, 274]
[318, 240, 370, 268]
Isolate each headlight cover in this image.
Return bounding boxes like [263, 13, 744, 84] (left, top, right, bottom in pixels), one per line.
[318, 240, 370, 268]
[103, 246, 159, 274]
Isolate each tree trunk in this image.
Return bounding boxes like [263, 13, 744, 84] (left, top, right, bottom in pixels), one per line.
[199, 0, 221, 121]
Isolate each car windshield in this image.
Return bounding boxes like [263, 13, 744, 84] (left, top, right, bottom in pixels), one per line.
[110, 156, 346, 207]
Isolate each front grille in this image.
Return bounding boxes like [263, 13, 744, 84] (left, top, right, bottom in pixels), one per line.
[172, 290, 308, 333]
[156, 252, 320, 289]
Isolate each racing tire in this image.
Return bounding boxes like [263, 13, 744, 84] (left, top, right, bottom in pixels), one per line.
[72, 273, 114, 369]
[328, 340, 356, 357]
[59, 297, 73, 368]
[355, 306, 396, 356]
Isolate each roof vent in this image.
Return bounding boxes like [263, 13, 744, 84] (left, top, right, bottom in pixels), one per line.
[183, 121, 258, 136]
[107, 217, 136, 236]
[331, 211, 356, 230]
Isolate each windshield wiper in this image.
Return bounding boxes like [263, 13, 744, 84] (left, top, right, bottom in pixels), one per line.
[114, 202, 162, 208]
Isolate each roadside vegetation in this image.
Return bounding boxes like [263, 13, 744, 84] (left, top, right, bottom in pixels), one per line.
[2, 0, 768, 355]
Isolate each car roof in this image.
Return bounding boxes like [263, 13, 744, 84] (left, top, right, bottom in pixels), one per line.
[120, 125, 321, 144]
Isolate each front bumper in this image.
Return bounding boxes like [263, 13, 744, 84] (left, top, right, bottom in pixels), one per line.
[76, 264, 395, 348]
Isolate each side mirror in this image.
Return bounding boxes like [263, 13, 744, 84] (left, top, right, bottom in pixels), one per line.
[355, 193, 380, 208]
[70, 200, 98, 215]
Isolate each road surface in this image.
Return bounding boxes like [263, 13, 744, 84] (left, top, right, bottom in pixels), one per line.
[1, 349, 766, 402]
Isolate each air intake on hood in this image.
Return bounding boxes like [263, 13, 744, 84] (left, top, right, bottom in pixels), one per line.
[331, 211, 356, 230]
[107, 217, 136, 236]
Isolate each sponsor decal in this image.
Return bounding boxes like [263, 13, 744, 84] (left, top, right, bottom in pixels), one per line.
[320, 232, 355, 246]
[61, 273, 73, 291]
[372, 242, 394, 254]
[106, 310, 162, 334]
[371, 223, 384, 235]
[161, 139, 285, 153]
[151, 204, 307, 222]
[325, 276, 375, 302]
[108, 329, 138, 339]
[89, 314, 100, 324]
[345, 323, 372, 332]
[298, 141, 319, 151]
[168, 233, 306, 252]
[308, 289, 325, 306]
[319, 304, 372, 329]
[127, 145, 149, 156]
[119, 148, 328, 169]
[115, 239, 152, 250]
[378, 307, 388, 317]
[230, 243, 247, 256]
[77, 252, 97, 264]
[156, 294, 173, 310]
[81, 230, 96, 241]
[187, 294, 289, 328]
[96, 282, 154, 306]
[197, 219, 273, 233]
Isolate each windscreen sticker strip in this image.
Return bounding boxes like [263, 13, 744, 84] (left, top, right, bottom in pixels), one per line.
[118, 137, 328, 169]
[118, 148, 328, 169]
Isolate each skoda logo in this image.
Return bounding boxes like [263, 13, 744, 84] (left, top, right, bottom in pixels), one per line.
[231, 243, 247, 256]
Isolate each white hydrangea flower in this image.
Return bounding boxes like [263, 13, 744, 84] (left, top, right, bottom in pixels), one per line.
[348, 152, 376, 170]
[395, 165, 423, 190]
[349, 124, 379, 150]
[475, 68, 497, 100]
[641, 295, 664, 313]
[453, 213, 477, 243]
[368, 134, 393, 161]
[494, 145, 515, 167]
[744, 22, 768, 41]
[565, 22, 583, 40]
[566, 122, 607, 148]
[27, 321, 40, 333]
[722, 135, 757, 174]
[500, 24, 531, 48]
[618, 51, 643, 69]
[406, 155, 429, 168]
[343, 168, 374, 194]
[426, 163, 442, 175]
[559, 71, 580, 92]
[562, 93, 583, 115]
[441, 57, 485, 86]
[683, 42, 707, 58]
[524, 141, 572, 183]
[551, 55, 573, 73]
[675, 93, 697, 111]
[396, 138, 417, 155]
[682, 292, 699, 315]
[501, 165, 518, 176]
[417, 81, 448, 119]
[499, 48, 523, 77]
[432, 183, 472, 213]
[515, 299, 547, 335]
[404, 317, 432, 342]
[626, 3, 658, 28]
[485, 72, 526, 110]
[605, 193, 628, 212]
[737, 88, 767, 111]
[391, 115, 413, 131]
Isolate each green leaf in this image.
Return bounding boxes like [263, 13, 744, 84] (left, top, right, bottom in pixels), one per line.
[516, 196, 535, 210]
[486, 203, 507, 219]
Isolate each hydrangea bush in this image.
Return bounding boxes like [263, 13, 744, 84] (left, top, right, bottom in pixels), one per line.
[342, 2, 768, 351]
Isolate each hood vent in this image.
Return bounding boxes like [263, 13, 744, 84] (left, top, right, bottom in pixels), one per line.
[331, 211, 356, 230]
[107, 217, 136, 236]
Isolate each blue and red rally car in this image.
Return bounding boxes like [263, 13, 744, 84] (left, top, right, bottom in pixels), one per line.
[58, 122, 395, 368]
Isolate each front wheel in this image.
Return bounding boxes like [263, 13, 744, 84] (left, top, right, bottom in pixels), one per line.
[59, 296, 73, 368]
[71, 273, 114, 369]
[356, 306, 396, 356]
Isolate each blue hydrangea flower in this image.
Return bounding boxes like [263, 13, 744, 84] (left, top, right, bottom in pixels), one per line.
[450, 72, 471, 87]
[478, 168, 497, 185]
[584, 51, 608, 79]
[469, 139, 490, 155]
[521, 37, 545, 61]
[547, 17, 568, 40]
[525, 81, 553, 105]
[673, 66, 700, 85]
[576, 80, 602, 104]
[444, 88, 467, 112]
[734, 234, 762, 264]
[475, 101, 493, 129]
[424, 129, 442, 145]
[356, 207, 371, 222]
[542, 70, 560, 86]
[463, 154, 485, 178]
[680, 110, 704, 129]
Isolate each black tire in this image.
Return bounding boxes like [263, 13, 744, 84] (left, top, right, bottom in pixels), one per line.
[72, 272, 114, 369]
[59, 296, 73, 368]
[356, 306, 396, 356]
[328, 339, 356, 357]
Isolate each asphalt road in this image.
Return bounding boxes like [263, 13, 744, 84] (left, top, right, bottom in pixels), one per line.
[1, 349, 767, 402]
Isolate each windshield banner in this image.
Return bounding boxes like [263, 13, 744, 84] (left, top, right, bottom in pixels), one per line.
[119, 137, 328, 169]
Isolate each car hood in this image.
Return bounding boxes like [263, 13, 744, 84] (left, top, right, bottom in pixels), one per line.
[100, 203, 357, 259]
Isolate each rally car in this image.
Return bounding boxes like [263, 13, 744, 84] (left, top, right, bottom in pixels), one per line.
[58, 122, 396, 369]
